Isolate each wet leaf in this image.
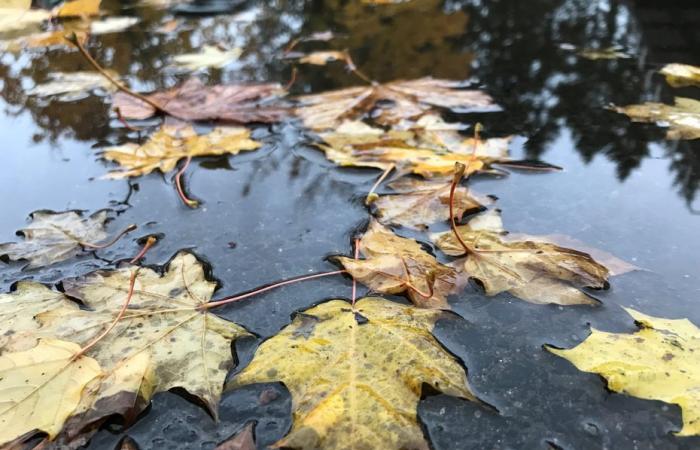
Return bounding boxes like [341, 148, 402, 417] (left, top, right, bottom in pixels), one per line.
[372, 177, 489, 229]
[0, 339, 102, 444]
[90, 17, 139, 35]
[54, 0, 101, 18]
[26, 71, 116, 101]
[2, 29, 88, 51]
[231, 297, 476, 450]
[101, 124, 260, 178]
[0, 210, 109, 269]
[660, 63, 700, 88]
[295, 77, 496, 130]
[613, 97, 700, 140]
[546, 308, 700, 436]
[431, 210, 625, 306]
[0, 252, 249, 444]
[172, 45, 242, 71]
[335, 219, 459, 309]
[215, 422, 256, 450]
[112, 78, 286, 123]
[578, 47, 630, 60]
[0, 4, 50, 33]
[317, 120, 546, 178]
[298, 51, 349, 66]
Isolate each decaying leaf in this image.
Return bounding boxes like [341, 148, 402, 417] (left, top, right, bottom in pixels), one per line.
[0, 339, 102, 444]
[112, 78, 286, 123]
[431, 210, 629, 306]
[216, 422, 256, 450]
[101, 124, 261, 178]
[335, 219, 459, 309]
[298, 51, 349, 66]
[172, 45, 242, 71]
[90, 17, 139, 35]
[372, 177, 490, 229]
[316, 120, 554, 178]
[0, 210, 109, 269]
[0, 252, 249, 446]
[26, 71, 116, 101]
[231, 297, 477, 450]
[660, 63, 700, 88]
[613, 97, 700, 140]
[295, 77, 497, 130]
[547, 308, 700, 436]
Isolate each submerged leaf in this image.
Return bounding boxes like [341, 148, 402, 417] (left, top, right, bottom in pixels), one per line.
[0, 210, 109, 269]
[614, 97, 700, 140]
[295, 77, 496, 130]
[90, 17, 139, 35]
[27, 71, 116, 101]
[547, 308, 700, 436]
[216, 422, 256, 450]
[660, 63, 700, 88]
[578, 47, 630, 60]
[298, 51, 349, 66]
[101, 124, 261, 178]
[172, 45, 242, 71]
[372, 177, 489, 229]
[231, 297, 477, 450]
[431, 210, 626, 306]
[0, 339, 102, 444]
[335, 219, 459, 309]
[112, 78, 286, 123]
[0, 4, 50, 33]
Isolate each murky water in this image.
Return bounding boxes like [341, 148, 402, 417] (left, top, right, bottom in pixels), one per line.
[1, 0, 699, 449]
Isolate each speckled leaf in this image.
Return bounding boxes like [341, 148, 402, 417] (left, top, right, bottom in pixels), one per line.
[546, 308, 700, 436]
[335, 219, 459, 309]
[0, 210, 109, 269]
[231, 297, 477, 450]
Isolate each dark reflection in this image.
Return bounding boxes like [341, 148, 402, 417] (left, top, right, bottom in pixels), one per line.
[0, 0, 698, 205]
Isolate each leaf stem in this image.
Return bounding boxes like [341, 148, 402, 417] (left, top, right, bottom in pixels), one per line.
[345, 52, 376, 85]
[129, 236, 158, 264]
[80, 224, 137, 250]
[114, 106, 142, 132]
[449, 163, 473, 256]
[366, 164, 395, 204]
[74, 269, 138, 359]
[174, 156, 199, 208]
[200, 270, 346, 310]
[351, 238, 360, 306]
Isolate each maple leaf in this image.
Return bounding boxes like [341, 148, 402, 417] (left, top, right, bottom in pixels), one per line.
[101, 124, 261, 178]
[172, 45, 242, 71]
[0, 253, 249, 446]
[316, 120, 557, 178]
[295, 77, 497, 130]
[660, 63, 700, 88]
[371, 177, 490, 230]
[431, 210, 631, 306]
[231, 297, 477, 450]
[613, 97, 700, 140]
[112, 78, 286, 123]
[546, 308, 700, 436]
[27, 71, 117, 101]
[0, 210, 109, 269]
[335, 219, 459, 309]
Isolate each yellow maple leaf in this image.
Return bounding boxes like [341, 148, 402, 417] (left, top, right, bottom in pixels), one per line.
[547, 308, 700, 436]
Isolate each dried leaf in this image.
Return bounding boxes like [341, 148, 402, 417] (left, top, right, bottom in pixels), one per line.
[659, 63, 700, 88]
[112, 78, 286, 123]
[295, 77, 496, 130]
[215, 422, 256, 450]
[101, 124, 260, 178]
[0, 210, 109, 269]
[298, 51, 349, 66]
[335, 219, 459, 309]
[231, 297, 476, 449]
[90, 17, 139, 35]
[172, 45, 242, 71]
[613, 97, 700, 140]
[547, 308, 700, 436]
[27, 71, 116, 101]
[0, 339, 102, 444]
[372, 177, 489, 229]
[54, 0, 101, 18]
[431, 210, 621, 306]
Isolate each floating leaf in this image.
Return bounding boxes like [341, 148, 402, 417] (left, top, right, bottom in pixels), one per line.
[0, 210, 109, 269]
[431, 210, 626, 306]
[0, 3, 50, 34]
[231, 297, 477, 449]
[54, 0, 101, 18]
[372, 177, 489, 229]
[0, 339, 102, 444]
[295, 77, 496, 130]
[578, 47, 630, 60]
[298, 51, 349, 66]
[90, 17, 139, 35]
[26, 71, 116, 101]
[335, 219, 459, 309]
[112, 78, 286, 123]
[101, 124, 261, 178]
[613, 97, 700, 140]
[660, 63, 700, 88]
[547, 308, 700, 436]
[172, 45, 242, 71]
